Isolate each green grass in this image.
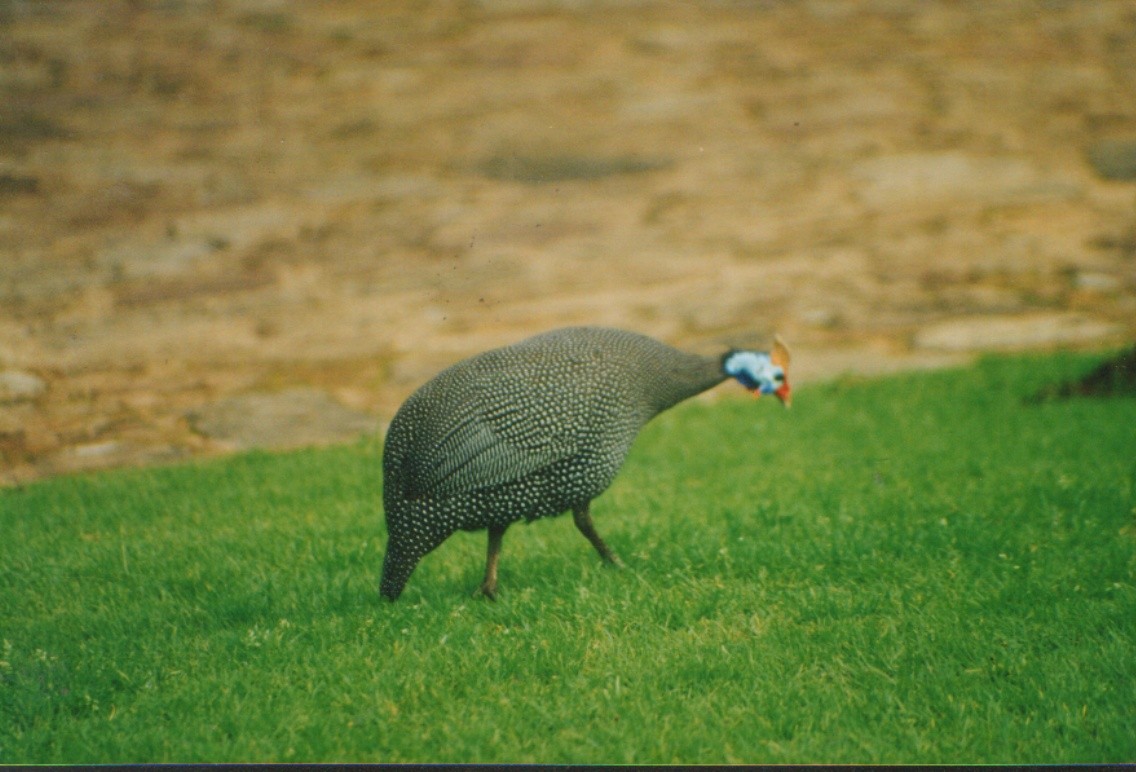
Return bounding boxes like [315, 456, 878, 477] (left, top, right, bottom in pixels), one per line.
[2, 351, 1134, 763]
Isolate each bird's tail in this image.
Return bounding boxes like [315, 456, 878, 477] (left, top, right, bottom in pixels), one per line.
[379, 544, 417, 601]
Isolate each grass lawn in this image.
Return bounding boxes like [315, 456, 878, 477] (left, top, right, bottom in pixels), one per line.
[2, 351, 1134, 763]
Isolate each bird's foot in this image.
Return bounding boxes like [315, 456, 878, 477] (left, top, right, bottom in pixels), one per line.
[603, 553, 625, 569]
[474, 581, 498, 601]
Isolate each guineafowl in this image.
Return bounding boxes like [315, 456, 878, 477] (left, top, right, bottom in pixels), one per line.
[380, 325, 791, 600]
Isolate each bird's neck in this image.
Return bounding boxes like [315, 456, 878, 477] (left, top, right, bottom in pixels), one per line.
[646, 350, 729, 415]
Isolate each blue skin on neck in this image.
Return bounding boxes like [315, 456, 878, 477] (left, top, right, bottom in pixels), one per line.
[723, 351, 783, 394]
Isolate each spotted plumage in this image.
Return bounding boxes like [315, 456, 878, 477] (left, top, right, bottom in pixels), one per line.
[380, 326, 790, 600]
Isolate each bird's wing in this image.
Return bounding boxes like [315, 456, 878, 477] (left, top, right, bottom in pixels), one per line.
[397, 357, 587, 500]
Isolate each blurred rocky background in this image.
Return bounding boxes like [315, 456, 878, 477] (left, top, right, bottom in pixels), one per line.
[1, 0, 1134, 484]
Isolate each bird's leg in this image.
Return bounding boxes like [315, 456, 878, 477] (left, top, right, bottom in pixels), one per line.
[477, 524, 507, 600]
[573, 503, 623, 568]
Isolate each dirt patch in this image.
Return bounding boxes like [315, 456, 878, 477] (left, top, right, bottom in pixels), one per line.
[2, 1, 1135, 485]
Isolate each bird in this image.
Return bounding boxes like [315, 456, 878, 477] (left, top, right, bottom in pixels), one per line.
[379, 325, 791, 600]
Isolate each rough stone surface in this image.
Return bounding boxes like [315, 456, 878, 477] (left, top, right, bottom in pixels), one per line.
[1087, 139, 1136, 181]
[850, 153, 1079, 209]
[187, 389, 379, 451]
[1, 2, 1135, 484]
[914, 314, 1123, 352]
[0, 371, 46, 404]
[38, 441, 189, 478]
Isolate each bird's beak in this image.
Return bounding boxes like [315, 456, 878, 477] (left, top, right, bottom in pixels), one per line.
[775, 383, 792, 409]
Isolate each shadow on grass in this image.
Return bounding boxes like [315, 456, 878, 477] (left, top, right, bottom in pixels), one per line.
[1028, 345, 1136, 402]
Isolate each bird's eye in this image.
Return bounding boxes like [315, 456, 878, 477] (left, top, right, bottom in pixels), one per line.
[774, 373, 784, 384]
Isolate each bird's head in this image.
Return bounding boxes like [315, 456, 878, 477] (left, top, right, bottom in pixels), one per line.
[722, 336, 792, 407]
